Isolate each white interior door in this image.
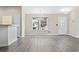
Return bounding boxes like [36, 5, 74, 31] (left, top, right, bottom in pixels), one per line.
[58, 16, 67, 34]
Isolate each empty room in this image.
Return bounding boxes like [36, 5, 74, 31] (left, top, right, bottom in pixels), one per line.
[0, 6, 79, 52]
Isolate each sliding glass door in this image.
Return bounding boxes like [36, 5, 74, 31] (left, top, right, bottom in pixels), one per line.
[32, 16, 48, 31]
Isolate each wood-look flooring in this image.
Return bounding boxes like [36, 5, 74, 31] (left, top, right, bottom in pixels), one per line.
[0, 35, 79, 52]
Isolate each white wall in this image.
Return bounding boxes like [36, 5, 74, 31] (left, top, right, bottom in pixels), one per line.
[69, 7, 79, 38]
[0, 6, 21, 37]
[23, 6, 72, 14]
[25, 14, 58, 35]
[22, 6, 70, 36]
[22, 7, 26, 37]
[25, 14, 69, 35]
[0, 6, 21, 16]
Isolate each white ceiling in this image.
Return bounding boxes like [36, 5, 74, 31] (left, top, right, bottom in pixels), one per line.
[22, 6, 74, 14]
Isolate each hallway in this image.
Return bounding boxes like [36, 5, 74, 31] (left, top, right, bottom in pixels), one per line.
[0, 35, 79, 52]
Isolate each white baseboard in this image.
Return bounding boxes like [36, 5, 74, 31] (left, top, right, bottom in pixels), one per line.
[21, 35, 25, 37]
[26, 33, 59, 36]
[8, 38, 17, 46]
[20, 34, 26, 38]
[68, 34, 79, 38]
[26, 33, 79, 38]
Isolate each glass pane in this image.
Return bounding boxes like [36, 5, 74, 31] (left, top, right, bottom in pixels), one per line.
[32, 17, 39, 30]
[32, 17, 48, 30]
[40, 17, 48, 30]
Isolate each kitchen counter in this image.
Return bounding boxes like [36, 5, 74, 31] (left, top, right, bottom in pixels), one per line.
[0, 25, 17, 47]
[0, 24, 12, 26]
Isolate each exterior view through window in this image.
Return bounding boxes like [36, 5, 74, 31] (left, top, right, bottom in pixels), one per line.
[32, 17, 48, 31]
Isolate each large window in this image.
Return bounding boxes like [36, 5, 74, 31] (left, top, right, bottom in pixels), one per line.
[32, 16, 48, 31]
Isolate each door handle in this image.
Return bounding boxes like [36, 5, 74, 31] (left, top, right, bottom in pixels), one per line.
[56, 24, 58, 26]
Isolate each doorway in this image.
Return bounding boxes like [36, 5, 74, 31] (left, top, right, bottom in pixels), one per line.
[32, 16, 48, 34]
[58, 16, 68, 34]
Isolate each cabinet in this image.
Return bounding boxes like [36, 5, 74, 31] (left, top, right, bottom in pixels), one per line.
[0, 25, 17, 47]
[0, 16, 12, 25]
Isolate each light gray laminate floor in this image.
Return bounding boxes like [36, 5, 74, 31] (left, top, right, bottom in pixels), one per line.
[0, 35, 79, 52]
